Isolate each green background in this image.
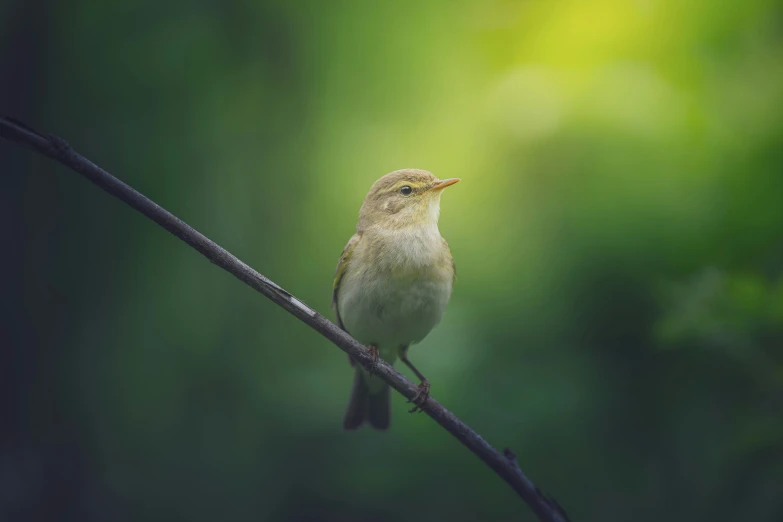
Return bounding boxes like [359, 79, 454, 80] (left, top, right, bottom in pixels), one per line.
[2, 1, 782, 521]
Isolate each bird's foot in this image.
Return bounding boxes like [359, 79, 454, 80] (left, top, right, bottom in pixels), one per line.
[367, 344, 379, 375]
[407, 380, 430, 413]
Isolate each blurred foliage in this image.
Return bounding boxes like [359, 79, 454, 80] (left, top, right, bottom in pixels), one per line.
[2, 0, 782, 521]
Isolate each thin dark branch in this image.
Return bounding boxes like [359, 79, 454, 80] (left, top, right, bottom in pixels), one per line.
[0, 116, 570, 522]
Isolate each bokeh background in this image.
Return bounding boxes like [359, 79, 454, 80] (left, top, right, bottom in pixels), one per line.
[2, 0, 782, 521]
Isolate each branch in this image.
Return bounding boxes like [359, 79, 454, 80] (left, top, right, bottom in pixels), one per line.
[1, 116, 570, 522]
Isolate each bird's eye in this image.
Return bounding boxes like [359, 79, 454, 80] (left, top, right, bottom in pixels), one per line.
[400, 185, 412, 196]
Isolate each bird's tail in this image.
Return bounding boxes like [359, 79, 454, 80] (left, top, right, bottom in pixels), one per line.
[343, 368, 390, 430]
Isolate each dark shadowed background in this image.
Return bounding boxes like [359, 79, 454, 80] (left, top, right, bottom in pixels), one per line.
[2, 1, 782, 521]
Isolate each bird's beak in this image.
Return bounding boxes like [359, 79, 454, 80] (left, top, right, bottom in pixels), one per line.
[427, 178, 460, 192]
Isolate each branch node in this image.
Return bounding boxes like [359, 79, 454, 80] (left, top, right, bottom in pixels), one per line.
[48, 134, 73, 156]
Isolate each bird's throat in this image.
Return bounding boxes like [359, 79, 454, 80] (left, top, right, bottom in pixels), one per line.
[363, 223, 446, 273]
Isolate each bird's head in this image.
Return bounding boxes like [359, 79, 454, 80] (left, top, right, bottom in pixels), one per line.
[357, 169, 460, 231]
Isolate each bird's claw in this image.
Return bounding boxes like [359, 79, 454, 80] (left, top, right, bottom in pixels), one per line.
[367, 345, 379, 376]
[407, 380, 430, 413]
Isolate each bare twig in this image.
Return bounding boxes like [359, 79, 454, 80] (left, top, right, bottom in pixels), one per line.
[0, 116, 570, 522]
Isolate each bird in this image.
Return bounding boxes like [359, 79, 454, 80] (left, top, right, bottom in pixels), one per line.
[332, 169, 459, 430]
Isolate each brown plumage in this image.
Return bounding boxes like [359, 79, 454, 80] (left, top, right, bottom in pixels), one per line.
[333, 169, 459, 430]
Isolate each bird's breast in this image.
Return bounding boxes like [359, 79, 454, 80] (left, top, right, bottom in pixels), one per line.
[337, 226, 454, 350]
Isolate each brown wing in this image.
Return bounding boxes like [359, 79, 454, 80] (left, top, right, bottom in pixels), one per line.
[332, 233, 361, 331]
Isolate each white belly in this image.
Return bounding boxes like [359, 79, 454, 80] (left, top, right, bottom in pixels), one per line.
[337, 267, 452, 363]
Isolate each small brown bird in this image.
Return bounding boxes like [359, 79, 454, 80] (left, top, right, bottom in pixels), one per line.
[332, 169, 459, 430]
